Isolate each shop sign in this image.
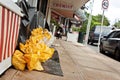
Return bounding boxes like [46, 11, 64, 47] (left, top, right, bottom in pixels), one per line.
[52, 2, 73, 10]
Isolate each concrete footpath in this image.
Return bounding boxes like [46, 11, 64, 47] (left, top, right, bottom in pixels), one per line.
[0, 39, 120, 80]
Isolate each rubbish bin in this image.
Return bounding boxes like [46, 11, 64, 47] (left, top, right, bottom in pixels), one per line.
[0, 0, 23, 75]
[78, 32, 85, 43]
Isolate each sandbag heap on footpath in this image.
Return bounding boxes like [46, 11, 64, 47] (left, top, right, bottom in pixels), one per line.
[12, 27, 55, 71]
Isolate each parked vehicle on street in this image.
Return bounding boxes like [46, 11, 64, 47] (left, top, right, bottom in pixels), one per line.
[88, 26, 115, 44]
[99, 29, 120, 60]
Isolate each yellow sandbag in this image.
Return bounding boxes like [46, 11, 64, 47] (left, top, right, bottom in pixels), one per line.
[12, 50, 26, 71]
[39, 52, 50, 62]
[43, 29, 51, 40]
[24, 54, 43, 71]
[31, 27, 43, 36]
[19, 43, 26, 53]
[39, 47, 55, 62]
[29, 35, 43, 44]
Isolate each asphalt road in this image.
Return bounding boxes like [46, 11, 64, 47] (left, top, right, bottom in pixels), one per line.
[87, 43, 99, 53]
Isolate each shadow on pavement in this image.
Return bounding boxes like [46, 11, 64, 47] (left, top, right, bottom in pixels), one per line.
[100, 52, 120, 62]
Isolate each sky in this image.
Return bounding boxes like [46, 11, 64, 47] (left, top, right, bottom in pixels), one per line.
[85, 0, 120, 25]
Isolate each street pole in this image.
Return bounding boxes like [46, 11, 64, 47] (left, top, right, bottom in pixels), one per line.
[98, 10, 105, 52]
[52, 24, 56, 36]
[85, 0, 94, 46]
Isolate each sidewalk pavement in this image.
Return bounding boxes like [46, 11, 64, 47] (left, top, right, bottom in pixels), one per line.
[0, 38, 120, 80]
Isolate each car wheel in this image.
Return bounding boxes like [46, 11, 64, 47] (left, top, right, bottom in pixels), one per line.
[90, 42, 93, 45]
[115, 49, 120, 61]
[90, 40, 93, 45]
[88, 39, 90, 44]
[100, 44, 105, 53]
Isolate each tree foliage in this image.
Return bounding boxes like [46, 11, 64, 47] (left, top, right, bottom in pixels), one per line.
[80, 12, 110, 33]
[50, 18, 60, 28]
[114, 20, 120, 28]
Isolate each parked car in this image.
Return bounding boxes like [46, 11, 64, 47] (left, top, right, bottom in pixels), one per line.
[99, 29, 120, 60]
[88, 26, 115, 44]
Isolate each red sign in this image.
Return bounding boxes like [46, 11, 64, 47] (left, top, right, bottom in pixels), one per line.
[52, 2, 73, 10]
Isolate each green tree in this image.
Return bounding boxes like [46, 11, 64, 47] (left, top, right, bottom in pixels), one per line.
[80, 12, 110, 33]
[94, 14, 110, 26]
[114, 20, 120, 28]
[50, 19, 60, 29]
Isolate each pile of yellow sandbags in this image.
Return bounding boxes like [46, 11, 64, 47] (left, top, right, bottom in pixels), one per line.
[12, 27, 55, 71]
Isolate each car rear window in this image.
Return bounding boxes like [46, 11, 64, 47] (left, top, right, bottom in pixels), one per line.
[94, 26, 112, 36]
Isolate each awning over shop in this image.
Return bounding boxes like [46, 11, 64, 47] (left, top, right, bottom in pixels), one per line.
[52, 8, 73, 18]
[50, 0, 89, 19]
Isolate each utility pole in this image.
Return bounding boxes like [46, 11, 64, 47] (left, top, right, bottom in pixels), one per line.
[98, 0, 109, 52]
[98, 10, 104, 52]
[85, 0, 94, 46]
